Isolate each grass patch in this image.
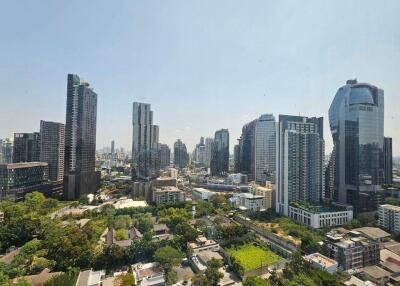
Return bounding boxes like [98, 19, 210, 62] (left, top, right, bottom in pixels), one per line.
[226, 244, 281, 272]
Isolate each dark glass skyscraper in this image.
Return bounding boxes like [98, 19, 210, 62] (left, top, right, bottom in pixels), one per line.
[64, 74, 99, 199]
[174, 139, 188, 169]
[384, 137, 393, 185]
[13, 132, 40, 163]
[329, 79, 384, 212]
[210, 129, 229, 176]
[236, 120, 257, 180]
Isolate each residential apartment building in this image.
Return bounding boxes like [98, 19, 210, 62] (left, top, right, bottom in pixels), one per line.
[152, 186, 185, 205]
[323, 230, 380, 270]
[64, 74, 99, 199]
[230, 193, 264, 211]
[40, 121, 65, 182]
[276, 115, 325, 216]
[250, 182, 274, 210]
[378, 204, 400, 234]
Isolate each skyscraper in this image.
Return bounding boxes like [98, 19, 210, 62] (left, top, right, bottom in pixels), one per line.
[64, 74, 99, 199]
[159, 144, 171, 170]
[210, 129, 229, 176]
[174, 139, 188, 169]
[40, 120, 65, 182]
[254, 114, 276, 184]
[132, 102, 159, 179]
[205, 138, 214, 168]
[237, 119, 257, 180]
[13, 132, 40, 163]
[111, 140, 115, 156]
[0, 139, 13, 164]
[276, 115, 325, 216]
[329, 80, 384, 212]
[384, 137, 393, 185]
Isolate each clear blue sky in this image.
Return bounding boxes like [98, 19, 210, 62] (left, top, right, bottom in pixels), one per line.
[1, 0, 399, 155]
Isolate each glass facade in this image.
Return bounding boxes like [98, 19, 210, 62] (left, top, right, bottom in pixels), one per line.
[329, 80, 384, 212]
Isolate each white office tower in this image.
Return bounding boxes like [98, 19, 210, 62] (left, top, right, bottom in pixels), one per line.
[254, 114, 276, 184]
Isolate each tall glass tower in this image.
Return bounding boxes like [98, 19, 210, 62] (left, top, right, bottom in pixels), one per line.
[329, 79, 384, 212]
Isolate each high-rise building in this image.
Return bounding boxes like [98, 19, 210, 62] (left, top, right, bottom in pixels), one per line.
[111, 140, 115, 156]
[205, 138, 214, 168]
[0, 139, 13, 164]
[174, 139, 188, 169]
[192, 137, 207, 166]
[254, 114, 276, 184]
[13, 133, 40, 163]
[64, 74, 99, 199]
[132, 102, 159, 180]
[233, 144, 240, 173]
[237, 120, 257, 180]
[210, 129, 229, 176]
[159, 144, 171, 170]
[276, 115, 325, 216]
[384, 137, 393, 185]
[329, 80, 385, 212]
[40, 121, 65, 182]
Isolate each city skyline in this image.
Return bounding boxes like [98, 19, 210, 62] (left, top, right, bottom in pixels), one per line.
[1, 1, 399, 156]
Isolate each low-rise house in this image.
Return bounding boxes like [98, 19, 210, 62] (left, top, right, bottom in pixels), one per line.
[14, 269, 62, 286]
[188, 236, 220, 254]
[360, 266, 390, 286]
[132, 262, 165, 286]
[105, 227, 142, 248]
[191, 250, 223, 272]
[353, 227, 391, 243]
[75, 269, 106, 286]
[250, 182, 275, 210]
[304, 253, 338, 274]
[288, 202, 353, 229]
[343, 275, 376, 286]
[152, 224, 171, 240]
[113, 198, 148, 209]
[323, 230, 380, 270]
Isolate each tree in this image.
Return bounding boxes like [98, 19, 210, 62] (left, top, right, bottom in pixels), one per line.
[114, 229, 129, 241]
[153, 246, 184, 271]
[243, 276, 270, 286]
[24, 192, 45, 211]
[113, 273, 134, 286]
[192, 273, 208, 286]
[158, 208, 190, 230]
[113, 215, 133, 230]
[136, 213, 153, 233]
[204, 258, 224, 286]
[176, 222, 197, 242]
[165, 270, 178, 285]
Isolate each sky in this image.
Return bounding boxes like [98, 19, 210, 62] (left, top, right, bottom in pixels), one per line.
[0, 0, 399, 156]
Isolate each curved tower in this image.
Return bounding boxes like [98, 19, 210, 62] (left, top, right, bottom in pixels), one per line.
[329, 79, 384, 212]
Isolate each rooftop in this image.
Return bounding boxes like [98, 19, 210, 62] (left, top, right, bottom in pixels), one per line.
[362, 265, 390, 279]
[380, 204, 400, 211]
[0, 162, 48, 169]
[113, 199, 148, 209]
[290, 201, 350, 213]
[305, 253, 338, 268]
[353, 227, 390, 240]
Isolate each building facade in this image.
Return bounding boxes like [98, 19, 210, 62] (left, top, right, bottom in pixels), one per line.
[174, 139, 188, 169]
[384, 137, 393, 185]
[0, 139, 13, 164]
[288, 203, 353, 229]
[152, 187, 185, 205]
[250, 182, 274, 210]
[159, 144, 171, 170]
[64, 74, 99, 199]
[236, 120, 257, 181]
[378, 204, 400, 234]
[276, 115, 325, 216]
[40, 121, 65, 182]
[210, 129, 229, 176]
[205, 138, 214, 168]
[132, 102, 160, 180]
[13, 132, 40, 163]
[329, 80, 385, 212]
[0, 162, 49, 200]
[231, 193, 264, 211]
[254, 114, 276, 184]
[323, 230, 380, 271]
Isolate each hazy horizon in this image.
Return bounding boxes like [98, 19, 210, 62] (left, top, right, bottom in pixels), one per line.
[1, 0, 399, 156]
